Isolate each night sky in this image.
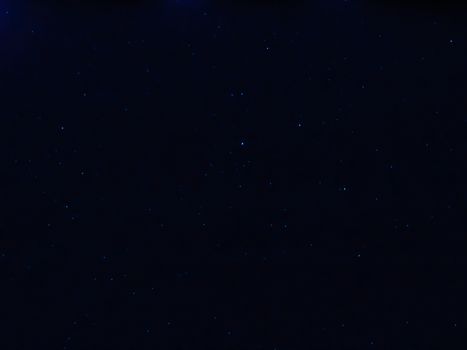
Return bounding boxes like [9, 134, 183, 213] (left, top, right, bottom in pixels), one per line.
[2, 0, 467, 348]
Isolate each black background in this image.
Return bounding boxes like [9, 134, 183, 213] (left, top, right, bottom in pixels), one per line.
[1, 0, 467, 348]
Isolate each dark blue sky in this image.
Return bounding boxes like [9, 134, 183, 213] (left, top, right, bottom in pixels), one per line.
[1, 1, 467, 348]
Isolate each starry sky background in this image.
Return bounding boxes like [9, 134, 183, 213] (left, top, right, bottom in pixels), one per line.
[1, 0, 467, 348]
